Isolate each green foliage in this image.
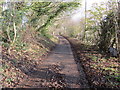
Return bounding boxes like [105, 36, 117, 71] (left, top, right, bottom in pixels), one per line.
[39, 28, 52, 38]
[1, 1, 80, 53]
[83, 3, 111, 44]
[31, 2, 80, 33]
[98, 12, 116, 51]
[5, 78, 12, 83]
[88, 55, 99, 61]
[2, 64, 9, 70]
[107, 75, 120, 82]
[15, 41, 28, 51]
[1, 4, 24, 46]
[0, 1, 81, 59]
[0, 67, 4, 72]
[76, 1, 119, 53]
[31, 2, 51, 16]
[2, 42, 9, 48]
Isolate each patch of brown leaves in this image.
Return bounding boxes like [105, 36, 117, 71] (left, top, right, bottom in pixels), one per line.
[67, 37, 120, 89]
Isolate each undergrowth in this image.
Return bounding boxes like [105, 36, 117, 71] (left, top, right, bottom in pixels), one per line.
[67, 37, 120, 88]
[1, 30, 58, 87]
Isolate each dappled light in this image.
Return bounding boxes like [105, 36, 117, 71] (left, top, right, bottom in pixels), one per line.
[0, 0, 120, 89]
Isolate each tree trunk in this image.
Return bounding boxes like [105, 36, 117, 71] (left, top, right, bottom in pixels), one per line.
[118, 1, 120, 55]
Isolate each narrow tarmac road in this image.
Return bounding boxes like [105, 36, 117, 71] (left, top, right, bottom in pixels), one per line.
[17, 36, 89, 88]
[40, 36, 86, 88]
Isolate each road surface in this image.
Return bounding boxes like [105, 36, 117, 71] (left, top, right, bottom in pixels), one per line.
[40, 36, 81, 88]
[17, 35, 89, 88]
